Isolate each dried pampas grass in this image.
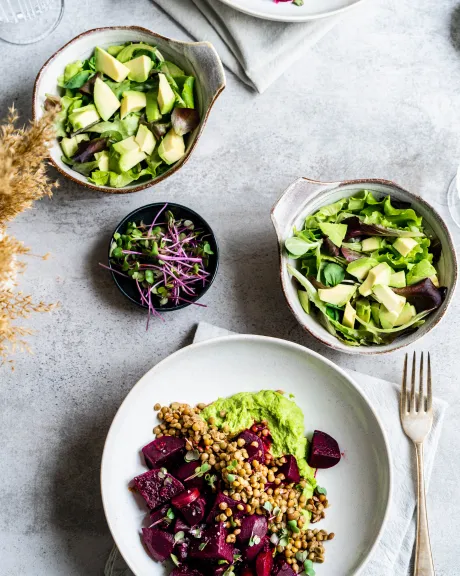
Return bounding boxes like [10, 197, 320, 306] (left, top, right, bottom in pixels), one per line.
[0, 106, 59, 367]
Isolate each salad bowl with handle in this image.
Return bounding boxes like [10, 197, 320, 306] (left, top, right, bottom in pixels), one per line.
[271, 177, 457, 355]
[33, 26, 226, 194]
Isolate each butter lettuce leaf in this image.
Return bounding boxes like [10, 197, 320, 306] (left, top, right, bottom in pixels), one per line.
[406, 259, 437, 286]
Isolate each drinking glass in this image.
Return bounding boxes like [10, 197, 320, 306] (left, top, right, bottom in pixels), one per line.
[0, 0, 64, 44]
[447, 169, 460, 228]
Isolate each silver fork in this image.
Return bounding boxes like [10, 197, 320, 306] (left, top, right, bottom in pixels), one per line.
[401, 352, 435, 576]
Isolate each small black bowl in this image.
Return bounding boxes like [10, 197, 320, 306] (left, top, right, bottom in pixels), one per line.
[108, 203, 219, 311]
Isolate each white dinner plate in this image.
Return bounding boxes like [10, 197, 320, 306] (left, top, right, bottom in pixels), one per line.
[101, 335, 392, 576]
[215, 0, 365, 22]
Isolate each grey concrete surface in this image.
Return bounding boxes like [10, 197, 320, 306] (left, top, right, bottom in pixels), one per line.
[1, 0, 460, 574]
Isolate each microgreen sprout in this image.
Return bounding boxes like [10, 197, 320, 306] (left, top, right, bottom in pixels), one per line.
[205, 473, 217, 489]
[248, 535, 261, 547]
[316, 486, 327, 496]
[166, 508, 175, 520]
[184, 462, 211, 481]
[263, 501, 273, 513]
[174, 531, 185, 544]
[185, 449, 200, 462]
[170, 553, 180, 567]
[198, 541, 208, 551]
[227, 473, 236, 483]
[101, 204, 214, 327]
[304, 559, 316, 576]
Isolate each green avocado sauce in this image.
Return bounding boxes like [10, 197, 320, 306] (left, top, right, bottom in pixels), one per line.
[200, 390, 316, 498]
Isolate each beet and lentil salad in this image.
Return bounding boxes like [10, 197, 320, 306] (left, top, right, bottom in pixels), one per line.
[131, 390, 341, 575]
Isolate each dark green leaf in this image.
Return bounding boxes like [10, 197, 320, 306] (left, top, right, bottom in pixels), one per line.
[323, 263, 345, 287]
[64, 70, 92, 89]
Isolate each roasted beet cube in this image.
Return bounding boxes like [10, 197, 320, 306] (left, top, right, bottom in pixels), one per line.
[189, 522, 234, 563]
[142, 436, 186, 469]
[133, 468, 184, 510]
[237, 515, 267, 544]
[238, 430, 264, 463]
[149, 503, 172, 530]
[142, 527, 174, 562]
[206, 492, 245, 523]
[242, 535, 270, 562]
[273, 562, 296, 576]
[174, 517, 192, 533]
[172, 488, 201, 509]
[255, 549, 273, 576]
[175, 461, 205, 490]
[171, 568, 204, 576]
[176, 540, 189, 562]
[181, 497, 206, 527]
[278, 455, 301, 484]
[308, 430, 341, 469]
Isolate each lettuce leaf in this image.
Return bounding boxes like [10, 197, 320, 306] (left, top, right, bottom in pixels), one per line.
[87, 113, 139, 139]
[406, 259, 437, 286]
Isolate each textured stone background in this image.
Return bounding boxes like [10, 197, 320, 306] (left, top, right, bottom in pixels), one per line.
[1, 0, 460, 574]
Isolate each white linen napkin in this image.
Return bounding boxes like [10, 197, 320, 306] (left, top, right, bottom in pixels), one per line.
[152, 0, 342, 93]
[105, 322, 447, 576]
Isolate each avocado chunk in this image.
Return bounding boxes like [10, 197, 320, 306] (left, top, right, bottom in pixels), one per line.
[370, 302, 381, 325]
[342, 301, 356, 329]
[95, 150, 109, 171]
[68, 104, 100, 131]
[393, 237, 418, 257]
[389, 270, 406, 288]
[118, 149, 147, 173]
[347, 257, 378, 281]
[146, 91, 162, 123]
[358, 262, 392, 297]
[107, 45, 124, 57]
[394, 303, 416, 327]
[125, 55, 153, 82]
[158, 129, 185, 165]
[318, 222, 348, 248]
[298, 290, 310, 314]
[60, 133, 87, 158]
[93, 77, 121, 121]
[135, 124, 156, 155]
[120, 91, 147, 119]
[379, 306, 400, 329]
[356, 298, 371, 323]
[113, 136, 140, 155]
[318, 284, 356, 307]
[361, 237, 381, 252]
[157, 73, 176, 115]
[116, 43, 158, 63]
[95, 47, 130, 82]
[372, 284, 406, 315]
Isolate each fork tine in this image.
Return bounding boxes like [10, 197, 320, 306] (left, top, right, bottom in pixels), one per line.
[401, 353, 408, 415]
[427, 352, 432, 411]
[410, 352, 417, 412]
[418, 351, 424, 412]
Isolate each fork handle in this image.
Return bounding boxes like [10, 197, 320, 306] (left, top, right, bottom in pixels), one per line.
[414, 443, 435, 575]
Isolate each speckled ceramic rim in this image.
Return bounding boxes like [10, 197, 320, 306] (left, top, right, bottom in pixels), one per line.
[108, 202, 219, 311]
[271, 177, 458, 355]
[100, 334, 393, 576]
[32, 26, 226, 194]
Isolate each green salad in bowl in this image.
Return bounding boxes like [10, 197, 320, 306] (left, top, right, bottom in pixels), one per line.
[286, 190, 447, 347]
[48, 42, 199, 188]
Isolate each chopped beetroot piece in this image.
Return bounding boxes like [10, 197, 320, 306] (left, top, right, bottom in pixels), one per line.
[255, 549, 273, 576]
[133, 468, 184, 509]
[171, 568, 203, 576]
[237, 515, 267, 544]
[175, 461, 205, 490]
[149, 503, 171, 530]
[278, 455, 301, 484]
[142, 436, 186, 469]
[172, 488, 200, 509]
[250, 422, 272, 453]
[272, 562, 296, 576]
[181, 497, 206, 527]
[176, 541, 189, 562]
[206, 493, 245, 523]
[189, 522, 234, 563]
[308, 430, 341, 469]
[174, 518, 191, 533]
[243, 535, 269, 562]
[238, 430, 264, 463]
[142, 527, 174, 562]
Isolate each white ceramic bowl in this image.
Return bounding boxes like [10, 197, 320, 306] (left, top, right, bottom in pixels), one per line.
[271, 177, 458, 355]
[101, 335, 392, 576]
[33, 26, 226, 194]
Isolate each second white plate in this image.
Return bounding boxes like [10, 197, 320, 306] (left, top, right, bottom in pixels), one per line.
[101, 335, 392, 576]
[216, 0, 365, 22]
